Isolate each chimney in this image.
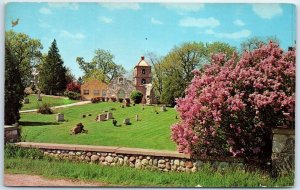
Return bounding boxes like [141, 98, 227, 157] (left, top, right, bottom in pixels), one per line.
[141, 56, 144, 60]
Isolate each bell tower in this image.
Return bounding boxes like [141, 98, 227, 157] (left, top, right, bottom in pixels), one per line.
[134, 56, 152, 104]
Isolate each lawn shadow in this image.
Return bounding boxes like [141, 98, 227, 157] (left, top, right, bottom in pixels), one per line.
[20, 121, 61, 127]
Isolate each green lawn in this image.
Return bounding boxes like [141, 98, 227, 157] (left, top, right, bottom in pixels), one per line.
[21, 94, 79, 111]
[20, 102, 178, 150]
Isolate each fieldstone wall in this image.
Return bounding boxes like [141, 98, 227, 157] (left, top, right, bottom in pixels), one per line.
[271, 128, 295, 177]
[4, 125, 20, 143]
[14, 142, 245, 173]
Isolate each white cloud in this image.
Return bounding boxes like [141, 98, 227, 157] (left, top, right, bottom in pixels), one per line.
[205, 29, 251, 40]
[163, 3, 204, 12]
[233, 19, 245, 26]
[59, 30, 85, 40]
[99, 16, 113, 24]
[39, 7, 52, 15]
[38, 19, 51, 28]
[48, 3, 79, 10]
[100, 3, 140, 10]
[151, 17, 163, 25]
[179, 17, 220, 28]
[252, 4, 283, 19]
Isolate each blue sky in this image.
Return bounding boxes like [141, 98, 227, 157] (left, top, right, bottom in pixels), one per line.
[5, 3, 296, 78]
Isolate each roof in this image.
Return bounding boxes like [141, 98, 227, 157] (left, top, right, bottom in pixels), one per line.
[135, 56, 150, 67]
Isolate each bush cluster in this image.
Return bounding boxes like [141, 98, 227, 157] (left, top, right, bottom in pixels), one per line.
[37, 103, 53, 114]
[64, 90, 81, 100]
[171, 42, 295, 161]
[130, 90, 143, 104]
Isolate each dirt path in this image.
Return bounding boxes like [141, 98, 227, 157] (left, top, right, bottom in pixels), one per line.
[4, 174, 107, 187]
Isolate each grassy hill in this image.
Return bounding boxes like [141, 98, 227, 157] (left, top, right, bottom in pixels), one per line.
[20, 102, 178, 150]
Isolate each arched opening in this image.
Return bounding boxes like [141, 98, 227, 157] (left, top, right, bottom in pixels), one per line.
[117, 89, 125, 99]
[141, 79, 146, 84]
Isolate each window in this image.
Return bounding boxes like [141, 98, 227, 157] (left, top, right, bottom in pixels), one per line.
[141, 79, 146, 84]
[102, 90, 107, 97]
[142, 69, 146, 74]
[83, 90, 89, 95]
[94, 90, 100, 96]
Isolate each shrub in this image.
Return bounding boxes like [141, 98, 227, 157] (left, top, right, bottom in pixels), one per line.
[113, 119, 117, 126]
[91, 97, 101, 103]
[111, 97, 117, 102]
[64, 90, 81, 100]
[171, 42, 295, 161]
[130, 90, 143, 104]
[125, 98, 130, 103]
[106, 97, 110, 102]
[101, 97, 106, 102]
[118, 98, 124, 103]
[37, 103, 53, 114]
[66, 82, 81, 93]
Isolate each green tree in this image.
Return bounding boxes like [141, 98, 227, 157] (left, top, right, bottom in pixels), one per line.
[159, 41, 236, 105]
[160, 42, 205, 105]
[205, 42, 236, 62]
[5, 42, 25, 125]
[76, 49, 126, 83]
[39, 39, 67, 95]
[65, 67, 76, 84]
[5, 30, 43, 87]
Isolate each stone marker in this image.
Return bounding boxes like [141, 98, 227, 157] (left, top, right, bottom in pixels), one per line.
[98, 114, 107, 121]
[161, 105, 167, 112]
[106, 112, 113, 120]
[24, 98, 29, 104]
[123, 118, 130, 125]
[37, 93, 42, 101]
[56, 113, 64, 122]
[135, 115, 139, 121]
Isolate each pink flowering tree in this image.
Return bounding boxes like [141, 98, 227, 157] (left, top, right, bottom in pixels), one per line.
[66, 82, 81, 93]
[171, 42, 295, 161]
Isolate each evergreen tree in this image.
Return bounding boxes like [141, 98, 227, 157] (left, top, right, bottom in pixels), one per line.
[39, 39, 67, 95]
[5, 42, 25, 125]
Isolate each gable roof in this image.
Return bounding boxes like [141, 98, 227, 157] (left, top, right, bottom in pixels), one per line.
[135, 56, 150, 67]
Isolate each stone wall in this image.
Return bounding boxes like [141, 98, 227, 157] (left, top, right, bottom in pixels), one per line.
[15, 142, 245, 173]
[4, 125, 20, 143]
[271, 128, 295, 177]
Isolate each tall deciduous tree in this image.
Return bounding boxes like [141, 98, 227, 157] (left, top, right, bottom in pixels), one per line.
[5, 42, 25, 125]
[76, 49, 126, 83]
[240, 36, 280, 52]
[39, 39, 67, 95]
[5, 30, 43, 87]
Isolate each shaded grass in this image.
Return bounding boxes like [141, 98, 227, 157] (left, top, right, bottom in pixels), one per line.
[21, 94, 79, 111]
[4, 157, 294, 187]
[20, 102, 178, 150]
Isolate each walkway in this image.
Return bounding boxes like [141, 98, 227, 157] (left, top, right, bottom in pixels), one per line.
[20, 101, 91, 113]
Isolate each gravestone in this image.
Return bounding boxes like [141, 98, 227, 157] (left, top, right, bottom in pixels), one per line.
[135, 115, 139, 121]
[37, 93, 42, 101]
[56, 113, 64, 122]
[106, 112, 113, 120]
[123, 118, 130, 125]
[24, 98, 29, 104]
[98, 114, 107, 121]
[161, 105, 167, 112]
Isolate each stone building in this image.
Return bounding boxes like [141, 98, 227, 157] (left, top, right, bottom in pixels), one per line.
[80, 80, 108, 100]
[107, 77, 135, 99]
[133, 56, 156, 104]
